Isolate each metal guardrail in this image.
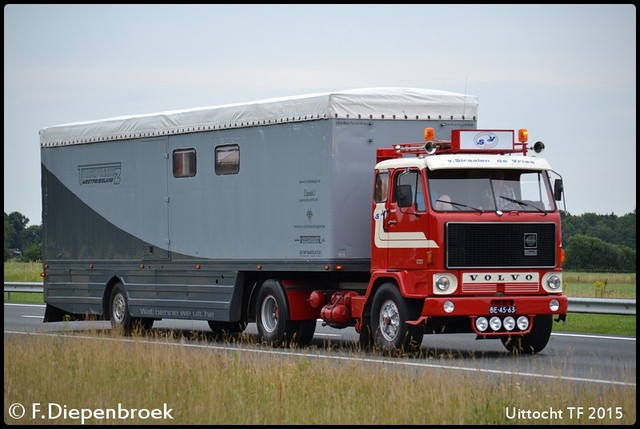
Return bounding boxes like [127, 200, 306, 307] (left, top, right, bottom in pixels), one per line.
[567, 297, 636, 315]
[4, 282, 637, 315]
[4, 282, 44, 296]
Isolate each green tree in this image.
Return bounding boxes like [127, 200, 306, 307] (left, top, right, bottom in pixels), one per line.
[21, 243, 43, 262]
[562, 209, 636, 249]
[4, 214, 14, 261]
[5, 211, 29, 249]
[565, 234, 636, 272]
[20, 224, 42, 251]
[614, 211, 636, 248]
[4, 211, 36, 261]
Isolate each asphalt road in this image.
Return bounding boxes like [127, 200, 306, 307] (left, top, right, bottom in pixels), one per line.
[4, 303, 636, 388]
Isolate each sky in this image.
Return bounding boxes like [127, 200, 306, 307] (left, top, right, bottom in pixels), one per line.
[4, 4, 636, 227]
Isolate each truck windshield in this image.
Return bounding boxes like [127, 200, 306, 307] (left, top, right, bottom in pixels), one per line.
[427, 168, 556, 212]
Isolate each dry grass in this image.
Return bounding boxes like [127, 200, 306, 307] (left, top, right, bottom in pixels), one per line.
[3, 260, 43, 282]
[563, 272, 635, 285]
[562, 272, 635, 299]
[4, 331, 636, 425]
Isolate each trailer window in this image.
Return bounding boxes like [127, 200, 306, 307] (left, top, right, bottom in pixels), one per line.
[173, 149, 196, 178]
[215, 144, 239, 175]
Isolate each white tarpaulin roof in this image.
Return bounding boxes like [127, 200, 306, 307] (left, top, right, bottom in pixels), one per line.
[39, 87, 478, 147]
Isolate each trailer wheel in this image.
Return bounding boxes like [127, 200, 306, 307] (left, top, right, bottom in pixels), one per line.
[501, 315, 553, 354]
[135, 318, 154, 331]
[110, 283, 133, 335]
[255, 280, 295, 346]
[371, 283, 424, 354]
[208, 320, 248, 335]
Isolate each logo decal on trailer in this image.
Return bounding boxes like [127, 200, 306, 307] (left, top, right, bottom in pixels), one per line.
[78, 162, 122, 185]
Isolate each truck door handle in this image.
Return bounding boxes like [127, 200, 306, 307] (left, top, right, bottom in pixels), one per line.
[388, 220, 397, 225]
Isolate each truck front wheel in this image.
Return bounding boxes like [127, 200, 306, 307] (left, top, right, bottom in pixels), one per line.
[371, 283, 424, 354]
[500, 314, 553, 354]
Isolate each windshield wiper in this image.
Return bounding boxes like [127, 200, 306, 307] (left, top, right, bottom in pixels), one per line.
[436, 199, 484, 213]
[499, 196, 547, 215]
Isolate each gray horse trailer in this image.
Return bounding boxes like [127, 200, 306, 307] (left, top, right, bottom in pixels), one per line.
[40, 87, 483, 347]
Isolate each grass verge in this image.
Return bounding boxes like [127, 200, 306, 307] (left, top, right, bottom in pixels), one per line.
[4, 333, 636, 425]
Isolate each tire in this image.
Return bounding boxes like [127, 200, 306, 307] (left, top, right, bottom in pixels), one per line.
[135, 318, 155, 331]
[292, 319, 316, 346]
[208, 320, 248, 335]
[358, 320, 373, 352]
[501, 314, 553, 354]
[371, 283, 424, 353]
[255, 280, 295, 346]
[110, 283, 133, 335]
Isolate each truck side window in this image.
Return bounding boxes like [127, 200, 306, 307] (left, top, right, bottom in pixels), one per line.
[415, 179, 426, 211]
[215, 144, 240, 175]
[395, 169, 424, 210]
[374, 172, 389, 202]
[172, 148, 196, 178]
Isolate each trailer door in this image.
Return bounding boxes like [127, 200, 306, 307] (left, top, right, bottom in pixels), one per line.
[140, 137, 170, 260]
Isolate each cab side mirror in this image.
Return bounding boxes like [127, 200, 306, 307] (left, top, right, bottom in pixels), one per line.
[553, 179, 563, 201]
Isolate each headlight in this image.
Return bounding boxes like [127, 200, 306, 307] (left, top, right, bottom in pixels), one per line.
[475, 317, 488, 332]
[549, 299, 560, 312]
[547, 274, 562, 290]
[542, 272, 563, 293]
[443, 301, 455, 313]
[435, 276, 450, 292]
[503, 316, 516, 331]
[432, 274, 458, 295]
[517, 316, 529, 331]
[489, 316, 502, 331]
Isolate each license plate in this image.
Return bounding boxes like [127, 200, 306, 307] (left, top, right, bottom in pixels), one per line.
[489, 305, 516, 314]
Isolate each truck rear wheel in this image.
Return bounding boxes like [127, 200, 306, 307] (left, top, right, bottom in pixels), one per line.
[256, 280, 295, 346]
[371, 283, 424, 354]
[292, 320, 316, 346]
[254, 280, 315, 347]
[500, 314, 553, 354]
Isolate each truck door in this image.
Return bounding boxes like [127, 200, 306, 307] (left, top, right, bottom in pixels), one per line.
[371, 171, 390, 269]
[385, 168, 434, 270]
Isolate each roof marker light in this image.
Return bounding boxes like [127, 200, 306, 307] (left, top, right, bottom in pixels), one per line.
[424, 127, 435, 141]
[518, 129, 528, 143]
